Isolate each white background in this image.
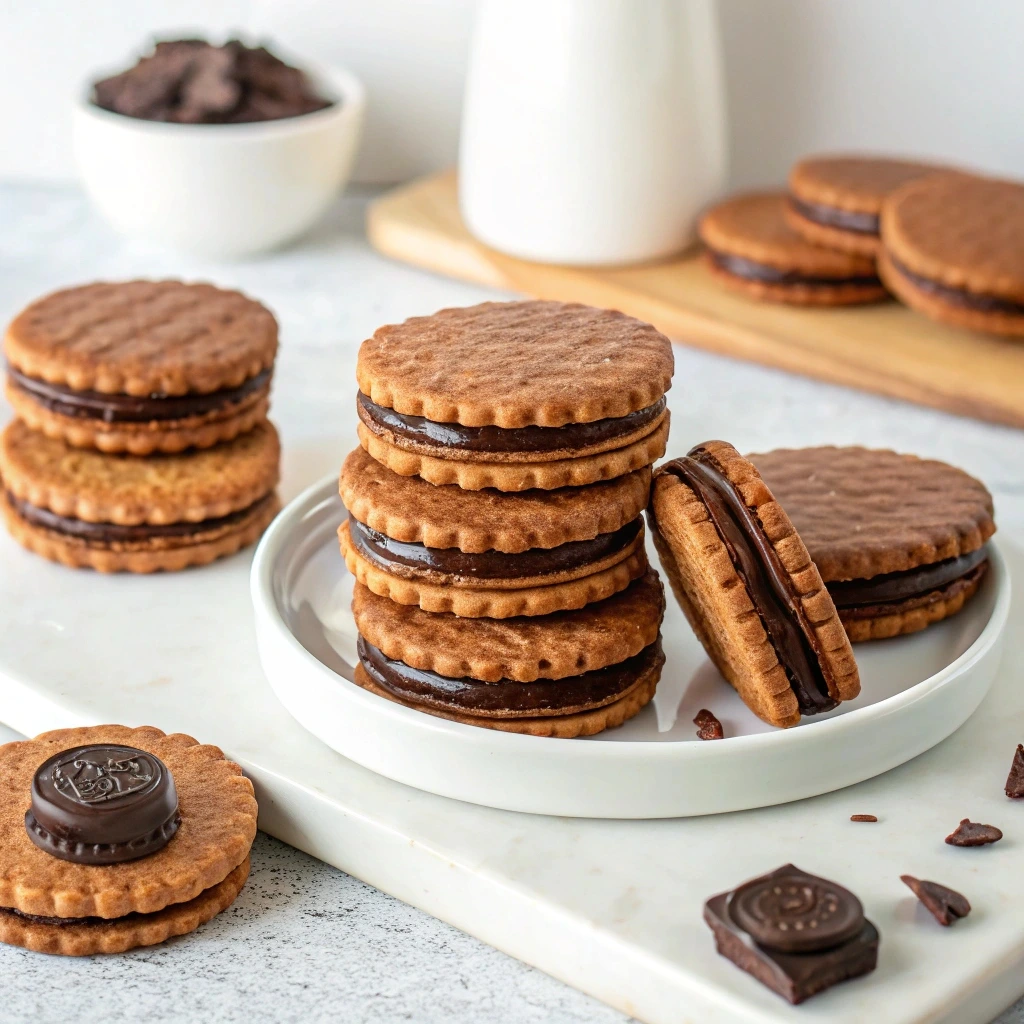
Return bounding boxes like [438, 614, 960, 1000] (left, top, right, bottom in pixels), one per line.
[3, 0, 1023, 188]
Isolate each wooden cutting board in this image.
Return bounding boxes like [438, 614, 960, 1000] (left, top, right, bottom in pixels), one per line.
[366, 171, 1024, 429]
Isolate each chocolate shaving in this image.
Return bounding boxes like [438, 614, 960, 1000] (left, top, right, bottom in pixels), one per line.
[901, 875, 971, 926]
[945, 818, 1003, 847]
[850, 814, 878, 823]
[694, 709, 724, 740]
[1005, 744, 1024, 798]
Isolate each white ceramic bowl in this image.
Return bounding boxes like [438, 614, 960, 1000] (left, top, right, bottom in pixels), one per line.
[73, 63, 365, 259]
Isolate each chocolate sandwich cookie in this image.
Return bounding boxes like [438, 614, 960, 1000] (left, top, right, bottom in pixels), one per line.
[699, 193, 887, 306]
[0, 418, 280, 572]
[649, 441, 859, 728]
[351, 569, 665, 737]
[752, 446, 995, 641]
[787, 155, 943, 256]
[879, 174, 1024, 337]
[356, 300, 673, 491]
[339, 446, 649, 616]
[4, 280, 278, 454]
[0, 725, 256, 955]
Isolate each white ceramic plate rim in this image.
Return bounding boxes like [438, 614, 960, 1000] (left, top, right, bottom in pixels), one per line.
[252, 473, 1011, 759]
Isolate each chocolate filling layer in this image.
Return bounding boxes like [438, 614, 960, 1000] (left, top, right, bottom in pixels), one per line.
[707, 250, 881, 289]
[7, 367, 271, 424]
[661, 453, 838, 715]
[358, 635, 663, 717]
[348, 515, 642, 581]
[827, 546, 990, 608]
[6, 490, 273, 544]
[357, 392, 666, 454]
[788, 196, 880, 235]
[889, 257, 1024, 315]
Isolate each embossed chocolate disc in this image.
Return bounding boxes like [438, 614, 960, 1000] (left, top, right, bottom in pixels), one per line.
[729, 865, 865, 953]
[25, 744, 180, 865]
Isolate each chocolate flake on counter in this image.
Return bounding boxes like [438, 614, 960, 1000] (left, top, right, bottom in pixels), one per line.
[1005, 744, 1024, 799]
[901, 875, 971, 926]
[694, 709, 724, 740]
[850, 814, 878, 823]
[945, 819, 1003, 847]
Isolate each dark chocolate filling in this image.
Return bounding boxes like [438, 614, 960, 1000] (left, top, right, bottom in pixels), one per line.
[788, 196, 880, 235]
[6, 490, 273, 544]
[357, 635, 663, 717]
[357, 392, 666, 454]
[347, 515, 642, 581]
[827, 546, 990, 608]
[889, 257, 1024, 315]
[707, 250, 881, 289]
[7, 367, 271, 424]
[660, 452, 838, 715]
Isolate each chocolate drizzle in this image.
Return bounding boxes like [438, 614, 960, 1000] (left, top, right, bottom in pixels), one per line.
[357, 392, 666, 454]
[889, 257, 1024, 315]
[788, 196, 880, 235]
[7, 367, 271, 424]
[661, 452, 838, 715]
[347, 515, 642, 581]
[708, 250, 881, 289]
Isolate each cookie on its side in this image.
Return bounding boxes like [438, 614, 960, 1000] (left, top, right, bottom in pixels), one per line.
[649, 441, 859, 728]
[752, 446, 996, 641]
[4, 280, 278, 454]
[699, 193, 887, 306]
[0, 418, 280, 572]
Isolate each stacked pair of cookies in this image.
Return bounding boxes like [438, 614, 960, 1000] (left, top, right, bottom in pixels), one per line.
[1, 280, 281, 572]
[339, 300, 674, 737]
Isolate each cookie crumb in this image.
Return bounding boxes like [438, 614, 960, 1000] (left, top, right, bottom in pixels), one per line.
[945, 818, 1002, 847]
[694, 709, 724, 740]
[850, 814, 877, 822]
[901, 875, 971, 926]
[1005, 744, 1024, 798]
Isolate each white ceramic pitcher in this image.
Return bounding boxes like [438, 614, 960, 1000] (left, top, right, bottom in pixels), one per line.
[459, 0, 728, 266]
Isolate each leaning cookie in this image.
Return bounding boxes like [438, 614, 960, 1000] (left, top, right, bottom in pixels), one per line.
[752, 446, 996, 641]
[356, 300, 673, 491]
[0, 418, 280, 572]
[4, 280, 278, 454]
[351, 570, 665, 737]
[649, 442, 860, 728]
[0, 725, 257, 955]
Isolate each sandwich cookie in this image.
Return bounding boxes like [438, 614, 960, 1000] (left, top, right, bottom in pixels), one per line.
[752, 446, 995, 641]
[879, 174, 1024, 337]
[0, 418, 280, 572]
[356, 300, 673, 491]
[351, 569, 666, 737]
[649, 441, 860, 728]
[0, 725, 257, 955]
[339, 446, 649, 616]
[786, 155, 944, 256]
[4, 280, 278, 454]
[699, 193, 887, 306]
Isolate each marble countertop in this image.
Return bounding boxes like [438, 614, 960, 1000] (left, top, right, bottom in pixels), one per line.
[0, 183, 1022, 1024]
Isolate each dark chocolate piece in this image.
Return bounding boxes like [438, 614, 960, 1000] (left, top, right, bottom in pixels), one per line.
[24, 745, 180, 865]
[694, 709, 724, 740]
[901, 875, 971, 926]
[659, 451, 838, 715]
[890, 256, 1024, 315]
[945, 819, 1002, 847]
[788, 196, 880, 236]
[706, 250, 881, 288]
[347, 515, 642, 582]
[7, 367, 271, 424]
[357, 635, 663, 718]
[1005, 744, 1024, 799]
[704, 864, 879, 1005]
[850, 814, 878, 823]
[6, 491, 274, 545]
[356, 391, 666, 455]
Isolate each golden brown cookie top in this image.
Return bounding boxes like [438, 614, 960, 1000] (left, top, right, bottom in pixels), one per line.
[751, 446, 996, 581]
[352, 569, 664, 683]
[4, 280, 278, 396]
[699, 193, 877, 277]
[881, 175, 1024, 301]
[0, 418, 280, 524]
[0, 725, 257, 918]
[356, 300, 674, 428]
[789, 155, 945, 213]
[339, 446, 650, 553]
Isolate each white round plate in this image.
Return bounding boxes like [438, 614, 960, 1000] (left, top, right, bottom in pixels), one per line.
[251, 475, 1010, 818]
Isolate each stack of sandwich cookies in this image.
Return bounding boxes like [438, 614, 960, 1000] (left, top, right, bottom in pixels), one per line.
[752, 446, 996, 641]
[0, 725, 257, 955]
[649, 441, 860, 728]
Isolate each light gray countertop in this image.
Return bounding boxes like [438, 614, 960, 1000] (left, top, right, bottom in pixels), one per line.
[0, 184, 1022, 1024]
